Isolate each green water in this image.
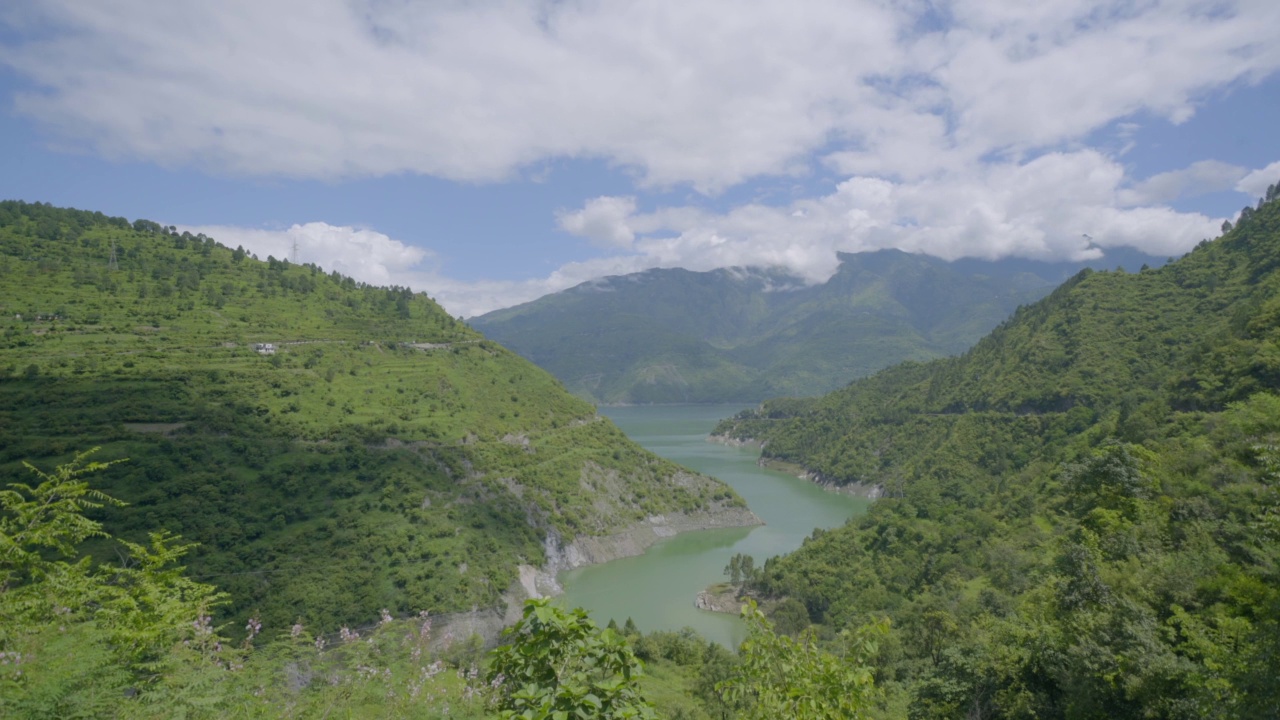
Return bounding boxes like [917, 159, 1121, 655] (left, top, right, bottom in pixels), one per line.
[559, 405, 869, 647]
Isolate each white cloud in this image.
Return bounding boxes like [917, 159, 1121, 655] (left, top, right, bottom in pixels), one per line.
[938, 0, 1280, 156]
[1237, 160, 1280, 198]
[430, 255, 664, 319]
[556, 196, 637, 248]
[4, 0, 1278, 191]
[186, 144, 1232, 317]
[553, 151, 1221, 284]
[1118, 160, 1249, 206]
[6, 1, 1279, 315]
[181, 221, 433, 290]
[1, 0, 903, 192]
[481, 150, 1225, 312]
[179, 221, 653, 318]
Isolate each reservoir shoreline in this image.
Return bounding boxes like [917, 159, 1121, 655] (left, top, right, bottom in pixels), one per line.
[556, 404, 870, 647]
[512, 503, 763, 604]
[707, 432, 885, 499]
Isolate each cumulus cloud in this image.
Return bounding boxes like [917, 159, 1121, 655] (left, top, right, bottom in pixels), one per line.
[427, 255, 665, 319]
[179, 221, 651, 317]
[4, 0, 1278, 191]
[590, 150, 1220, 284]
[938, 0, 1280, 156]
[0, 0, 902, 192]
[1237, 160, 1280, 198]
[189, 147, 1232, 316]
[1118, 161, 1249, 206]
[6, 1, 1280, 313]
[180, 221, 438, 291]
[185, 143, 1233, 318]
[557, 196, 637, 248]
[464, 152, 1222, 314]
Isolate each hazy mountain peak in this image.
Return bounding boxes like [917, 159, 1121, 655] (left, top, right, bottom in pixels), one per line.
[472, 249, 1102, 403]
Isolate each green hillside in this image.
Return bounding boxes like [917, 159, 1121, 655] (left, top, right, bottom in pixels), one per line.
[472, 252, 1067, 403]
[0, 201, 746, 635]
[712, 189, 1280, 716]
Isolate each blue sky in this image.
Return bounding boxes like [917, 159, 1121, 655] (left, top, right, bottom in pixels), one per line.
[1, 1, 1278, 316]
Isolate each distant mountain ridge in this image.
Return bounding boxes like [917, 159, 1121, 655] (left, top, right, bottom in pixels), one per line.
[473, 249, 1166, 403]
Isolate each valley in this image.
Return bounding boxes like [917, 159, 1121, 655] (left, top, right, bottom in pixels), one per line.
[558, 404, 869, 648]
[5, 191, 1280, 717]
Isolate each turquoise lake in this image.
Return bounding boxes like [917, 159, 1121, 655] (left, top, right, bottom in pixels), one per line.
[558, 404, 869, 647]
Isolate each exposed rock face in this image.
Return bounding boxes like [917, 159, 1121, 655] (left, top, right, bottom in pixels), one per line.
[426, 606, 509, 651]
[434, 503, 765, 648]
[694, 586, 745, 614]
[550, 507, 762, 570]
[440, 500, 764, 649]
[505, 504, 763, 618]
[706, 433, 762, 448]
[802, 470, 884, 499]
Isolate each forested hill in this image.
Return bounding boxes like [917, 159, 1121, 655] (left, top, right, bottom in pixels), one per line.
[0, 201, 746, 634]
[712, 187, 1280, 716]
[472, 250, 1072, 403]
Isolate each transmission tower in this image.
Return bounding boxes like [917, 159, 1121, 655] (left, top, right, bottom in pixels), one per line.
[107, 238, 119, 271]
[290, 239, 300, 265]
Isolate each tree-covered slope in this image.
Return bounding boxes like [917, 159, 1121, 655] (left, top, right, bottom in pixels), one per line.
[472, 251, 1064, 403]
[713, 189, 1280, 717]
[0, 201, 747, 635]
[472, 266, 788, 403]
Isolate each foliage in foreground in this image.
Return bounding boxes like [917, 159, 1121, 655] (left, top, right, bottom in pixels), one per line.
[2, 453, 885, 719]
[0, 452, 488, 718]
[1, 450, 225, 717]
[488, 599, 655, 719]
[717, 600, 886, 720]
